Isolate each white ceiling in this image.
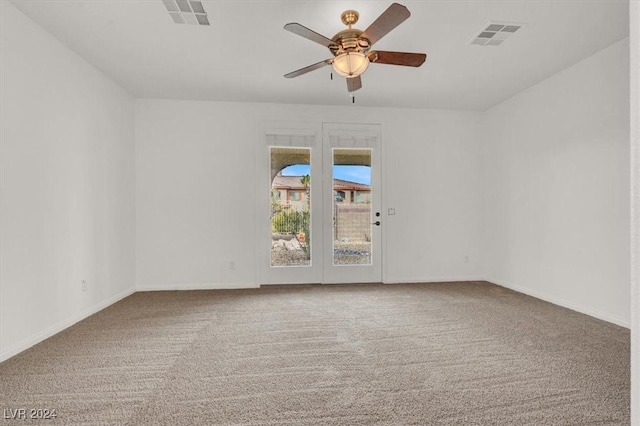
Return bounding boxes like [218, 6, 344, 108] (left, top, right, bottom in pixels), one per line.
[9, 0, 629, 110]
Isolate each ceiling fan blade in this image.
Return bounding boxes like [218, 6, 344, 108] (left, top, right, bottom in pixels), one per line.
[284, 23, 336, 48]
[346, 76, 362, 92]
[360, 3, 411, 46]
[368, 51, 426, 67]
[284, 59, 332, 78]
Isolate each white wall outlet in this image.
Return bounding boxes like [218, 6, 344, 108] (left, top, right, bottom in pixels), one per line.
[464, 255, 470, 264]
[229, 261, 236, 271]
[81, 280, 88, 291]
[388, 208, 396, 215]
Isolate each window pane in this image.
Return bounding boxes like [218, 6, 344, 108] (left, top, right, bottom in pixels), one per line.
[333, 149, 372, 265]
[270, 147, 311, 267]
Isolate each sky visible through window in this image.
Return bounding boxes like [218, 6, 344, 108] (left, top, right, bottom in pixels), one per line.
[282, 164, 371, 185]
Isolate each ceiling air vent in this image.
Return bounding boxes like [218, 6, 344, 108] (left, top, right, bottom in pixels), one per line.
[470, 22, 523, 46]
[162, 0, 209, 26]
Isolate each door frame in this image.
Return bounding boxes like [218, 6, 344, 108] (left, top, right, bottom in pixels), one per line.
[322, 122, 383, 284]
[256, 120, 383, 286]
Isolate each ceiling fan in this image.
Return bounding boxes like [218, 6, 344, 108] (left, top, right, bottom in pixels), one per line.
[283, 3, 426, 98]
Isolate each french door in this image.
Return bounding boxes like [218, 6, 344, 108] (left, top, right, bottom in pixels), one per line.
[258, 122, 382, 285]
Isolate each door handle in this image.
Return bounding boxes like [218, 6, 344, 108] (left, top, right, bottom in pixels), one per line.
[372, 221, 381, 226]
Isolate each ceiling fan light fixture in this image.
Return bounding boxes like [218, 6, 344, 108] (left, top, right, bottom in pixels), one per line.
[332, 52, 369, 78]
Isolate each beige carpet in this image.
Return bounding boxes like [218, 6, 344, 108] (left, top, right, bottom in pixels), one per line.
[0, 282, 629, 425]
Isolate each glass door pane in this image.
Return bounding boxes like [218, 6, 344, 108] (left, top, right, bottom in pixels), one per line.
[333, 149, 372, 265]
[269, 147, 312, 267]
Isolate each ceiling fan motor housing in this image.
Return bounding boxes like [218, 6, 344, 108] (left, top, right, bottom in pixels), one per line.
[330, 29, 371, 57]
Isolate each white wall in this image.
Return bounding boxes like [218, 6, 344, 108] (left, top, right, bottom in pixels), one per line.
[135, 100, 483, 289]
[482, 38, 631, 327]
[630, 2, 639, 422]
[0, 2, 136, 361]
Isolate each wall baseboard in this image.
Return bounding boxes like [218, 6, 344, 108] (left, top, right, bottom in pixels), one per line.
[0, 286, 136, 363]
[384, 276, 485, 284]
[486, 277, 630, 329]
[136, 282, 259, 291]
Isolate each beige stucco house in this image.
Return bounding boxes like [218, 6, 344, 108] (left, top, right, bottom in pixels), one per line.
[272, 173, 371, 212]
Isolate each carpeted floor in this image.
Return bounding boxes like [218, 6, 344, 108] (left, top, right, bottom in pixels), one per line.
[0, 282, 630, 425]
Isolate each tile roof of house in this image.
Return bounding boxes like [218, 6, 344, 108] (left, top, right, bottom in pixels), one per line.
[272, 175, 370, 191]
[332, 178, 371, 191]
